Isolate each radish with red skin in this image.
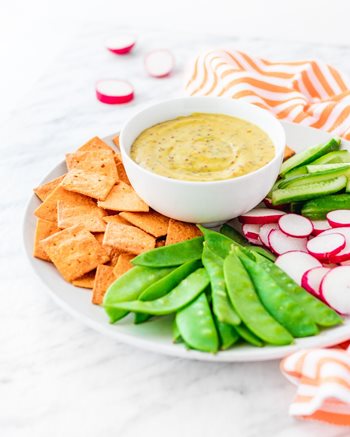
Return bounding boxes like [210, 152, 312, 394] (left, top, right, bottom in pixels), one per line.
[145, 50, 174, 78]
[268, 229, 308, 255]
[242, 223, 261, 240]
[238, 208, 286, 225]
[319, 227, 350, 263]
[96, 80, 134, 104]
[245, 235, 263, 246]
[320, 266, 350, 314]
[259, 223, 279, 248]
[311, 220, 330, 236]
[263, 198, 288, 211]
[275, 250, 322, 285]
[306, 233, 346, 261]
[327, 210, 350, 228]
[278, 213, 313, 238]
[105, 35, 136, 54]
[301, 267, 330, 297]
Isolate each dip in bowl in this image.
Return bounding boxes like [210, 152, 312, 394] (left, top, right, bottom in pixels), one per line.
[119, 97, 285, 224]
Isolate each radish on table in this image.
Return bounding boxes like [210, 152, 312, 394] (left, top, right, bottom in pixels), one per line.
[320, 266, 350, 314]
[105, 35, 136, 54]
[96, 80, 134, 104]
[145, 50, 174, 78]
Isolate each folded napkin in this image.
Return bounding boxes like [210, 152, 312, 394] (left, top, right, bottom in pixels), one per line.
[186, 50, 350, 424]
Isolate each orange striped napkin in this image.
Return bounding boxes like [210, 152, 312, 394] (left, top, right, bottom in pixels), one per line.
[186, 50, 350, 140]
[186, 50, 350, 425]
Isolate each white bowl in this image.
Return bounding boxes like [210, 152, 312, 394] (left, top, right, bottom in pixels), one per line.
[119, 97, 285, 224]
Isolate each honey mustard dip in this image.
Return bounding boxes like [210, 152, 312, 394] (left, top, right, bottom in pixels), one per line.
[130, 113, 275, 181]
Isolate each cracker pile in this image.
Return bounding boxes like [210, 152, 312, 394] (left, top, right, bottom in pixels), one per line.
[33, 136, 202, 305]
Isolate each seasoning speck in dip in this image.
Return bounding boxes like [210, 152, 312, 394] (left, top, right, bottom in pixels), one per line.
[130, 113, 275, 182]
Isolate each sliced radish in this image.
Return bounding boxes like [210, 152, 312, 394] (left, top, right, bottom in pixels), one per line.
[275, 251, 322, 285]
[278, 213, 313, 238]
[301, 267, 330, 297]
[268, 229, 308, 255]
[96, 80, 134, 104]
[312, 220, 330, 236]
[320, 266, 350, 314]
[239, 208, 286, 225]
[242, 223, 261, 240]
[144, 50, 174, 78]
[246, 235, 263, 246]
[307, 233, 345, 261]
[263, 198, 287, 211]
[259, 223, 279, 248]
[327, 210, 350, 228]
[319, 227, 350, 263]
[105, 35, 136, 54]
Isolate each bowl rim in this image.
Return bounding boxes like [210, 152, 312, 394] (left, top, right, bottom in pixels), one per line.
[119, 96, 286, 186]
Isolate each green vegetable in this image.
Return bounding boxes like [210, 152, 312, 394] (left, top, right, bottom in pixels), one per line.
[347, 179, 350, 193]
[202, 244, 240, 326]
[306, 163, 350, 173]
[234, 324, 264, 347]
[290, 202, 304, 214]
[283, 165, 308, 179]
[198, 225, 234, 258]
[280, 138, 341, 176]
[249, 246, 276, 262]
[311, 150, 350, 165]
[271, 176, 347, 205]
[176, 292, 219, 353]
[108, 268, 210, 315]
[104, 266, 174, 323]
[238, 252, 318, 337]
[220, 223, 248, 246]
[172, 319, 183, 344]
[132, 236, 204, 267]
[301, 193, 350, 219]
[223, 252, 293, 345]
[215, 319, 240, 350]
[278, 167, 350, 189]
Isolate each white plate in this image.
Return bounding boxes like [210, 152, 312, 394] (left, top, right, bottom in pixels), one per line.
[23, 122, 350, 362]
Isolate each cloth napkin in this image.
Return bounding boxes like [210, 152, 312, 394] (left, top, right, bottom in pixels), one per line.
[185, 50, 350, 424]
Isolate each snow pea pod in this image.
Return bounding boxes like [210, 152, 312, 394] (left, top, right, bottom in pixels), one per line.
[198, 225, 234, 259]
[224, 252, 294, 345]
[234, 324, 264, 347]
[202, 244, 240, 326]
[131, 237, 204, 267]
[176, 292, 219, 353]
[238, 252, 318, 337]
[109, 268, 210, 315]
[215, 319, 240, 350]
[103, 266, 174, 323]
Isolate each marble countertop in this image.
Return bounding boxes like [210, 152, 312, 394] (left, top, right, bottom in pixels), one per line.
[2, 25, 350, 437]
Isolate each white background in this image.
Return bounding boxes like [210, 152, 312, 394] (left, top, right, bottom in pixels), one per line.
[1, 0, 349, 120]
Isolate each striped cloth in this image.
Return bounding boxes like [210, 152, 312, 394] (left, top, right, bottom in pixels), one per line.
[185, 50, 350, 140]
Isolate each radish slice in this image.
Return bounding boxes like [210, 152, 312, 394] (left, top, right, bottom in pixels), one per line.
[96, 80, 134, 104]
[319, 227, 350, 263]
[320, 266, 350, 314]
[144, 50, 174, 78]
[307, 233, 346, 261]
[327, 210, 350, 228]
[278, 213, 313, 238]
[312, 220, 330, 236]
[246, 235, 263, 246]
[242, 223, 261, 240]
[263, 198, 287, 211]
[105, 35, 136, 54]
[301, 267, 330, 297]
[268, 229, 308, 255]
[259, 223, 279, 248]
[275, 251, 322, 285]
[239, 208, 286, 225]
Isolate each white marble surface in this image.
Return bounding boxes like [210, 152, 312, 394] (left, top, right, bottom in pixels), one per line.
[2, 25, 350, 437]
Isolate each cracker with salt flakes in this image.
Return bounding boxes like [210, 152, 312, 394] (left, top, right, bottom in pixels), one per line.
[40, 225, 110, 282]
[33, 219, 61, 261]
[165, 219, 202, 245]
[57, 200, 107, 232]
[98, 181, 149, 212]
[120, 211, 169, 238]
[103, 222, 155, 254]
[78, 136, 115, 153]
[72, 270, 96, 289]
[92, 265, 116, 305]
[34, 175, 66, 202]
[113, 253, 134, 278]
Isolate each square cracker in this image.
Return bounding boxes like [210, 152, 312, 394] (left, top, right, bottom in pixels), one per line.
[72, 270, 96, 289]
[34, 185, 90, 222]
[103, 222, 155, 254]
[57, 200, 107, 232]
[120, 211, 169, 238]
[65, 149, 115, 172]
[92, 265, 116, 305]
[33, 219, 61, 261]
[113, 253, 134, 278]
[40, 225, 110, 282]
[165, 219, 202, 245]
[284, 145, 295, 161]
[97, 181, 149, 212]
[34, 175, 65, 202]
[78, 136, 114, 153]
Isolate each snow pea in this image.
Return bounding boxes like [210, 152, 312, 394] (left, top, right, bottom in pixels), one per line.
[254, 255, 342, 327]
[198, 225, 234, 258]
[104, 266, 174, 323]
[131, 236, 204, 267]
[109, 268, 210, 315]
[238, 252, 318, 337]
[202, 244, 240, 326]
[234, 324, 264, 347]
[176, 292, 219, 353]
[224, 252, 294, 345]
[215, 319, 240, 350]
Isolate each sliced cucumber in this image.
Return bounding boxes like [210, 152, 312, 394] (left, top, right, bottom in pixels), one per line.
[280, 138, 341, 176]
[302, 193, 350, 219]
[347, 179, 350, 193]
[306, 163, 350, 174]
[278, 167, 350, 189]
[311, 150, 350, 165]
[283, 165, 308, 179]
[271, 175, 347, 205]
